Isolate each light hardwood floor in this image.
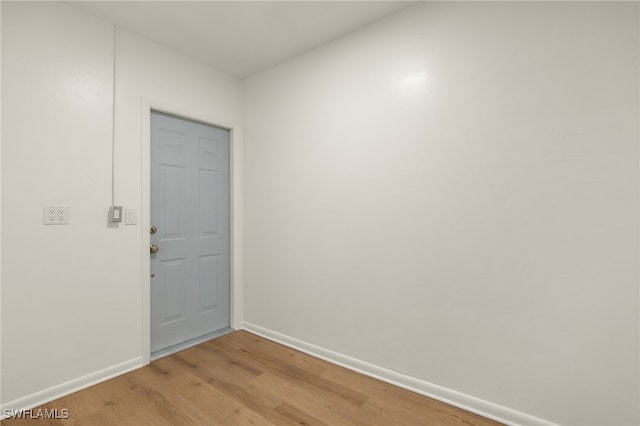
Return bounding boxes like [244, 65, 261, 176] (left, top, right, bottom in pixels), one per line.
[2, 331, 502, 425]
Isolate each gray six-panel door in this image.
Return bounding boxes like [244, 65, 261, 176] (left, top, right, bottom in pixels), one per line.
[150, 111, 230, 355]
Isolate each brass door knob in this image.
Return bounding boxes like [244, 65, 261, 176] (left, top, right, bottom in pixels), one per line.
[150, 225, 158, 235]
[150, 244, 159, 254]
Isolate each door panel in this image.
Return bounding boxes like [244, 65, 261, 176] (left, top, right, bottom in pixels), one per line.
[199, 254, 219, 312]
[161, 164, 185, 237]
[150, 111, 230, 354]
[161, 258, 186, 323]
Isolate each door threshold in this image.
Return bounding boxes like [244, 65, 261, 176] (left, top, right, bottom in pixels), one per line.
[151, 327, 234, 361]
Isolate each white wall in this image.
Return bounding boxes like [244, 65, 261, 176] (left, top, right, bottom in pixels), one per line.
[2, 1, 639, 424]
[1, 1, 241, 408]
[242, 3, 639, 425]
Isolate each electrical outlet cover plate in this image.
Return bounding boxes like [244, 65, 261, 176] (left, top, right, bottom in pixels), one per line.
[44, 205, 57, 225]
[44, 205, 69, 225]
[57, 205, 69, 224]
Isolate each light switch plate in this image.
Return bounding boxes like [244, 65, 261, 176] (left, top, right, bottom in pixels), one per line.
[125, 208, 137, 225]
[110, 206, 123, 223]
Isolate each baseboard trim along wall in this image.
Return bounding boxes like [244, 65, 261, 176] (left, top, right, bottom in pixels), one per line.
[241, 322, 558, 426]
[0, 356, 145, 420]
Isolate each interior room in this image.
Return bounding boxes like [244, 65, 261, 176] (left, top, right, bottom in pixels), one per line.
[1, 1, 639, 425]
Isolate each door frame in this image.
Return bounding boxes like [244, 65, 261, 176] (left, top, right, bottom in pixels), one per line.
[140, 97, 243, 365]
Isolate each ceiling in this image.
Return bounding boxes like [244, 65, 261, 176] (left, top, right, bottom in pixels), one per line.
[69, 1, 416, 79]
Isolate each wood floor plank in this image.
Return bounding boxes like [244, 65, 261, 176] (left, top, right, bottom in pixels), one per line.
[229, 343, 370, 408]
[68, 408, 120, 426]
[272, 402, 327, 426]
[180, 344, 264, 383]
[249, 372, 363, 426]
[165, 350, 300, 425]
[229, 336, 328, 377]
[164, 371, 274, 425]
[1, 331, 503, 426]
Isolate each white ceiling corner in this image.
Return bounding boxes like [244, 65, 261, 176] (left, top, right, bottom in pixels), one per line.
[68, 1, 417, 79]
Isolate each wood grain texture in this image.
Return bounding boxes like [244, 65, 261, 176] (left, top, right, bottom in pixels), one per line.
[2, 331, 503, 426]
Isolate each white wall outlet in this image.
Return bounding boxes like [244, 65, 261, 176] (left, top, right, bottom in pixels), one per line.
[125, 208, 137, 225]
[44, 205, 69, 225]
[57, 205, 69, 224]
[44, 205, 57, 224]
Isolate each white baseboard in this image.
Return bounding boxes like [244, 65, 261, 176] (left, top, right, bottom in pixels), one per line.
[241, 322, 557, 426]
[0, 356, 145, 420]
